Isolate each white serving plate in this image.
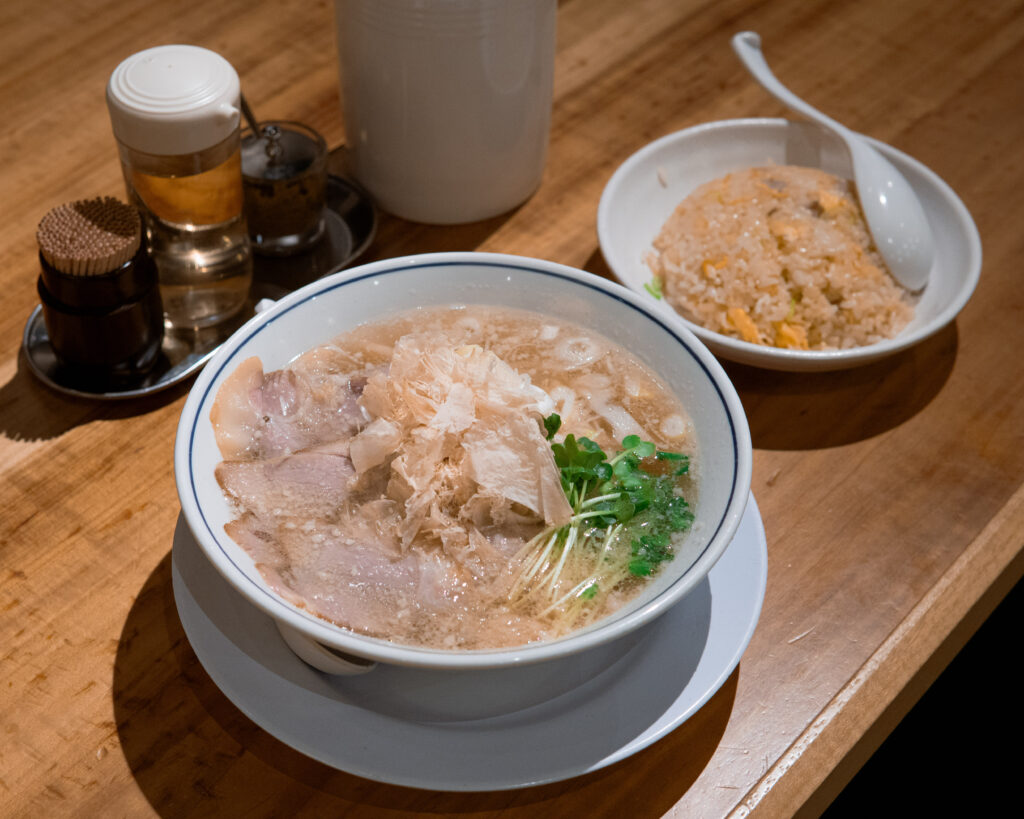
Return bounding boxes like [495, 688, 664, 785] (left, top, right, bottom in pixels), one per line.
[172, 493, 767, 791]
[598, 118, 982, 371]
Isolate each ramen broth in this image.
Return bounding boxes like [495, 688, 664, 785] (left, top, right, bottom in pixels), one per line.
[211, 306, 697, 649]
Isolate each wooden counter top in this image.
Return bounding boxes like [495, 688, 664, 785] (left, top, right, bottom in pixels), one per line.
[2, 0, 1022, 815]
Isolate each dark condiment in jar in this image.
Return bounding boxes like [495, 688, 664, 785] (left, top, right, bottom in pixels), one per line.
[241, 121, 328, 255]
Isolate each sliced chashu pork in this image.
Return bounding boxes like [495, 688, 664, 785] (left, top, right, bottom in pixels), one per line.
[210, 354, 370, 461]
[224, 514, 445, 637]
[215, 440, 355, 521]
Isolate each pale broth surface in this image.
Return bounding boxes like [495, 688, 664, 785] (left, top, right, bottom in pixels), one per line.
[211, 306, 697, 649]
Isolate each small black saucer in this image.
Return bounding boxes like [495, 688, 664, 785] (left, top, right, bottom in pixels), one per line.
[22, 174, 377, 400]
[22, 306, 231, 400]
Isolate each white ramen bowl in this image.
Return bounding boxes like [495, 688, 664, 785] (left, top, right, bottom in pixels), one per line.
[175, 252, 752, 678]
[598, 118, 982, 371]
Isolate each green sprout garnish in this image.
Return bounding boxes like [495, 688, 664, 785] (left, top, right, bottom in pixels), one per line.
[644, 276, 664, 300]
[509, 414, 694, 620]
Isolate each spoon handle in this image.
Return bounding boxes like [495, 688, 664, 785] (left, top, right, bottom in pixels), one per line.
[731, 32, 849, 138]
[240, 93, 261, 136]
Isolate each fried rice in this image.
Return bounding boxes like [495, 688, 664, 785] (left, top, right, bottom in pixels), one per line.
[646, 165, 915, 350]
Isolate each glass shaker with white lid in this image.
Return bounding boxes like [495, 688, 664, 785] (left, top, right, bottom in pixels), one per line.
[107, 44, 252, 329]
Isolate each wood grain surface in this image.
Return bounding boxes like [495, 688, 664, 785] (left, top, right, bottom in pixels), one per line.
[2, 0, 1022, 816]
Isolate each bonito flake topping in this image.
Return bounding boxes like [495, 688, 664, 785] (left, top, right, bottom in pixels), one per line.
[349, 334, 573, 549]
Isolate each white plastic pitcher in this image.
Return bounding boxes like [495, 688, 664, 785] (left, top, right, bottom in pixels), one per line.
[335, 0, 557, 224]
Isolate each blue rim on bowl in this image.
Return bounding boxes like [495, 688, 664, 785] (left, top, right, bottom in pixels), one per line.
[597, 118, 982, 372]
[175, 252, 753, 669]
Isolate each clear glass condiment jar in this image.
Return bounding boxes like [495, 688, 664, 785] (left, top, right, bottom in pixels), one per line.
[107, 45, 253, 329]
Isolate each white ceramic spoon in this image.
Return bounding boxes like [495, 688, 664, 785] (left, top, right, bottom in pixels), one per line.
[732, 31, 933, 291]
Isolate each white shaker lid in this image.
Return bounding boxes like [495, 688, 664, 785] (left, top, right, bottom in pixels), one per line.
[107, 45, 241, 156]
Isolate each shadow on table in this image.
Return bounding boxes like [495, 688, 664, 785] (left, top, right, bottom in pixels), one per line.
[583, 247, 958, 452]
[0, 346, 192, 443]
[112, 546, 737, 817]
[722, 323, 957, 450]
